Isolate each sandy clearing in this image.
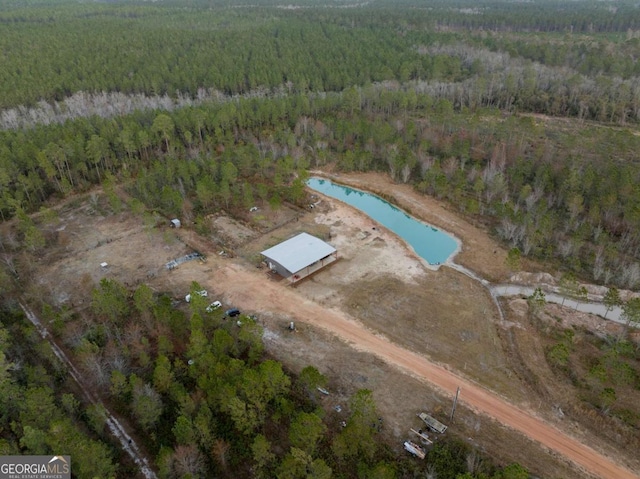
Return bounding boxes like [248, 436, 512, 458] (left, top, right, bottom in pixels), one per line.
[312, 205, 427, 284]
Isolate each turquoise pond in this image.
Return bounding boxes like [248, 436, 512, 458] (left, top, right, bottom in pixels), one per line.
[306, 178, 459, 266]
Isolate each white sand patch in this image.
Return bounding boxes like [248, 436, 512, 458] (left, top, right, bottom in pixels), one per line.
[313, 201, 427, 285]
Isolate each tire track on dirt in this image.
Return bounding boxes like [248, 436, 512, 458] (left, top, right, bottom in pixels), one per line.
[213, 263, 639, 479]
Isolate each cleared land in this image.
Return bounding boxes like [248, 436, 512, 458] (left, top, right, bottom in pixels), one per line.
[18, 172, 640, 479]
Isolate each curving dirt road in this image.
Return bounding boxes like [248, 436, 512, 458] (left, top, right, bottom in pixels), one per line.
[212, 262, 639, 479]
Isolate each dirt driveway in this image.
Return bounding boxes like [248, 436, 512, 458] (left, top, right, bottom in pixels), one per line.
[167, 256, 634, 479]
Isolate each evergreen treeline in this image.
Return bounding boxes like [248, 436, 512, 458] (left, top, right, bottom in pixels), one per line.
[427, 0, 640, 34]
[2, 0, 640, 120]
[0, 3, 460, 109]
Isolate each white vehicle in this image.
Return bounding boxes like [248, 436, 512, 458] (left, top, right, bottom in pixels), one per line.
[403, 441, 426, 459]
[206, 301, 222, 312]
[185, 290, 208, 302]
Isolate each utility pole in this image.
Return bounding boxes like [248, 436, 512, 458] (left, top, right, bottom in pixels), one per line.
[450, 387, 461, 422]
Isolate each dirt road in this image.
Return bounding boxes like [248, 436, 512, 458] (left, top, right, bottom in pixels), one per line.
[211, 262, 638, 479]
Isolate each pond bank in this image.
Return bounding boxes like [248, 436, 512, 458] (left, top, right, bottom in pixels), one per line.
[308, 172, 629, 328]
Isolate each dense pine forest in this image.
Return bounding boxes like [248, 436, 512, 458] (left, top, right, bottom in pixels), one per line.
[1, 1, 640, 478]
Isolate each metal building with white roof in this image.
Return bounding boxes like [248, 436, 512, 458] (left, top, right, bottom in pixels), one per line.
[261, 232, 338, 283]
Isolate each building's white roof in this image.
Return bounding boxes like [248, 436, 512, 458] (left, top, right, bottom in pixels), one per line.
[261, 232, 336, 274]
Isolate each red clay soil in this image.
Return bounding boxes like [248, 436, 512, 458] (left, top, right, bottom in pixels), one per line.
[211, 262, 639, 479]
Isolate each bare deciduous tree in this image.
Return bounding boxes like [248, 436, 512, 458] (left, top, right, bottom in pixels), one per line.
[172, 444, 206, 479]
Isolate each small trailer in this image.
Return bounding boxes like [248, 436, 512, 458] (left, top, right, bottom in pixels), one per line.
[418, 412, 448, 434]
[403, 441, 426, 459]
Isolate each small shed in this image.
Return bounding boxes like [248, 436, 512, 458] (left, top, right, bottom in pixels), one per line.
[261, 232, 337, 284]
[170, 218, 181, 228]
